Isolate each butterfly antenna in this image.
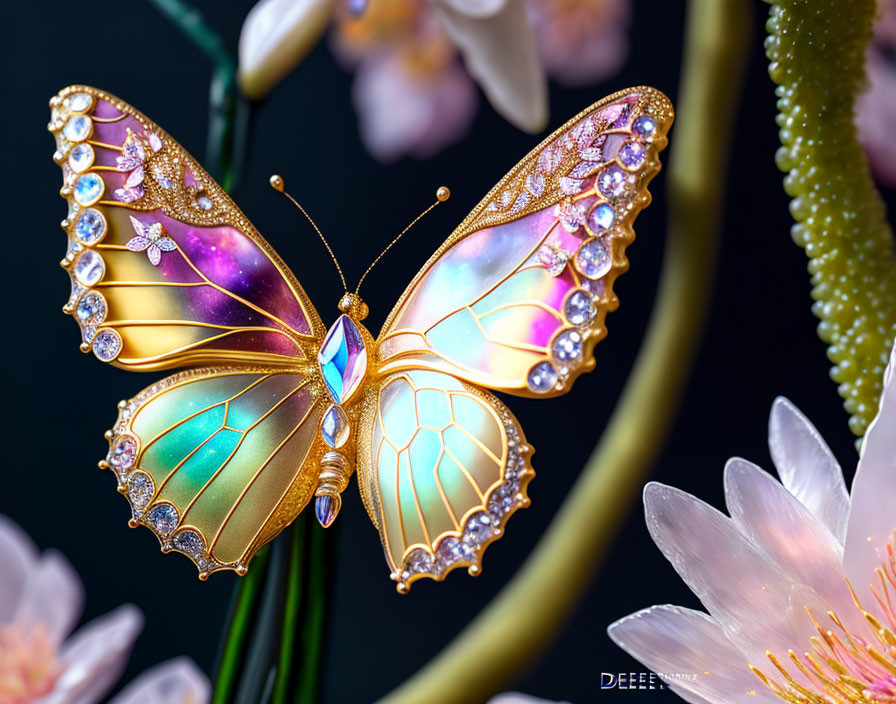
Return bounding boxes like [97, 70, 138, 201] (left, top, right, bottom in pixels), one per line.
[354, 186, 451, 296]
[270, 174, 349, 292]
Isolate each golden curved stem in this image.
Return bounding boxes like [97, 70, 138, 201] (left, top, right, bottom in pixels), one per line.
[376, 1, 752, 702]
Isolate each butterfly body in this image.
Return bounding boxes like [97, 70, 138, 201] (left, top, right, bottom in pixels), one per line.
[49, 85, 672, 591]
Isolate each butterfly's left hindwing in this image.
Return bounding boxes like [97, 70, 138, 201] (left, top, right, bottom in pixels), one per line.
[105, 367, 327, 576]
[49, 86, 325, 371]
[357, 370, 533, 592]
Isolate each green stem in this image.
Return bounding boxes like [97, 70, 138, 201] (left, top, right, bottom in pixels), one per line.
[272, 518, 307, 704]
[764, 0, 896, 438]
[212, 548, 270, 704]
[376, 1, 751, 702]
[296, 522, 334, 704]
[145, 0, 245, 189]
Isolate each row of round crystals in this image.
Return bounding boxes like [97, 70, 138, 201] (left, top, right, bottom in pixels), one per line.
[400, 420, 528, 582]
[107, 433, 216, 572]
[526, 287, 600, 393]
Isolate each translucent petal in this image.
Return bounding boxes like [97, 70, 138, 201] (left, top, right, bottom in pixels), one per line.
[109, 656, 210, 704]
[608, 605, 778, 703]
[768, 397, 849, 543]
[13, 550, 83, 645]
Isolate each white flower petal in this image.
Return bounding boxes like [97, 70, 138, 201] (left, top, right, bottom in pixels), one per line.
[437, 0, 508, 17]
[723, 459, 858, 628]
[109, 657, 210, 704]
[433, 0, 547, 132]
[608, 605, 777, 704]
[0, 514, 38, 624]
[238, 0, 333, 100]
[643, 483, 798, 662]
[487, 695, 569, 704]
[768, 397, 849, 543]
[844, 341, 896, 597]
[45, 605, 143, 704]
[14, 550, 83, 645]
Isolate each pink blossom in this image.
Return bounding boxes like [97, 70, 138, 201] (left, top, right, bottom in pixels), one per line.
[527, 0, 630, 87]
[0, 514, 210, 703]
[608, 341, 896, 703]
[856, 0, 896, 186]
[352, 49, 477, 162]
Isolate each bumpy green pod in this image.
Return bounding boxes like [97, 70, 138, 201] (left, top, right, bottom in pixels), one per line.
[764, 0, 896, 437]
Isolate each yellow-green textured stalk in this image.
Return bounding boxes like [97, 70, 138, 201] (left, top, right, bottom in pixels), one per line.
[377, 2, 751, 702]
[765, 0, 896, 437]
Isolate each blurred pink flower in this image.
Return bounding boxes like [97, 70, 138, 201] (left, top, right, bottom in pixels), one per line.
[609, 341, 896, 703]
[857, 0, 896, 187]
[527, 0, 630, 87]
[352, 47, 477, 162]
[0, 514, 209, 704]
[331, 0, 545, 161]
[488, 694, 570, 703]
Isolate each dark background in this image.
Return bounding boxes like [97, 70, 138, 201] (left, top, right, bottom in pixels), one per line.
[4, 2, 893, 702]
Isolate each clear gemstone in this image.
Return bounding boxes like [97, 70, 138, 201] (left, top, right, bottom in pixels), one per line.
[632, 115, 657, 138]
[173, 529, 205, 557]
[321, 405, 349, 448]
[318, 315, 368, 404]
[68, 93, 93, 112]
[93, 329, 122, 362]
[62, 115, 91, 142]
[109, 435, 137, 470]
[525, 172, 545, 196]
[196, 193, 213, 210]
[583, 278, 607, 298]
[553, 201, 586, 233]
[575, 239, 612, 279]
[402, 548, 434, 579]
[617, 140, 646, 170]
[563, 288, 597, 325]
[596, 164, 630, 198]
[73, 249, 104, 286]
[73, 173, 104, 205]
[558, 176, 584, 195]
[527, 361, 558, 393]
[128, 472, 154, 509]
[54, 132, 70, 156]
[435, 536, 468, 571]
[68, 143, 94, 173]
[488, 480, 520, 519]
[587, 204, 615, 234]
[148, 503, 179, 536]
[76, 291, 106, 327]
[314, 495, 341, 528]
[153, 169, 173, 189]
[74, 208, 106, 245]
[552, 330, 583, 362]
[462, 511, 495, 548]
[538, 245, 569, 277]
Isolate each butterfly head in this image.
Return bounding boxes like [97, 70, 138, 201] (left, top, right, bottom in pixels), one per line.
[338, 292, 369, 321]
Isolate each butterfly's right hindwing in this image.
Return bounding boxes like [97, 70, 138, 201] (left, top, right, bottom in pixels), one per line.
[356, 369, 533, 592]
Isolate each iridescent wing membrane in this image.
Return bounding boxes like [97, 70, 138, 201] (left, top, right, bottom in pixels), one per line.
[49, 86, 328, 576]
[360, 87, 673, 590]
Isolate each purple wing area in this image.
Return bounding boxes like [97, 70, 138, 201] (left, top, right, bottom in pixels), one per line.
[51, 86, 324, 370]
